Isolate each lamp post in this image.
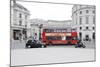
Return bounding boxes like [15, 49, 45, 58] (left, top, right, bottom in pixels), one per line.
[39, 24, 43, 41]
[23, 25, 27, 44]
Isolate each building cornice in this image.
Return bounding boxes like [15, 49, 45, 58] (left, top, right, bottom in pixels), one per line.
[72, 6, 95, 15]
[13, 8, 30, 15]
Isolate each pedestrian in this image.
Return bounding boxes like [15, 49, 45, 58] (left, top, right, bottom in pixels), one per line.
[19, 33, 22, 42]
[32, 33, 38, 43]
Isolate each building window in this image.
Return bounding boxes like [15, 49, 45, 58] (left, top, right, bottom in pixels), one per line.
[80, 11, 82, 14]
[76, 18, 77, 24]
[25, 15, 27, 19]
[80, 5, 82, 8]
[80, 17, 82, 24]
[93, 16, 95, 24]
[93, 10, 95, 14]
[86, 27, 88, 30]
[76, 13, 77, 16]
[19, 13, 22, 18]
[86, 16, 89, 24]
[25, 25, 27, 27]
[93, 27, 95, 30]
[80, 27, 82, 30]
[19, 20, 22, 26]
[79, 32, 82, 40]
[85, 35, 89, 41]
[92, 32, 95, 40]
[13, 30, 21, 40]
[86, 10, 89, 13]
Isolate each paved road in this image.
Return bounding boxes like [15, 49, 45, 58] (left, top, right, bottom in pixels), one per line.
[11, 41, 95, 49]
[11, 41, 95, 66]
[11, 48, 95, 66]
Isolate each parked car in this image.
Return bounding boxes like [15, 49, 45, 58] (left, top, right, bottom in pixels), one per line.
[26, 39, 47, 48]
[75, 40, 86, 48]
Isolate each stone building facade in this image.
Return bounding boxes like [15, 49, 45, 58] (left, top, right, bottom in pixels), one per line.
[11, 0, 30, 41]
[72, 5, 96, 41]
[30, 19, 47, 40]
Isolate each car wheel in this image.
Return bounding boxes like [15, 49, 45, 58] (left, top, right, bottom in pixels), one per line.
[41, 45, 44, 48]
[83, 45, 86, 48]
[27, 45, 31, 48]
[41, 45, 46, 48]
[75, 45, 78, 48]
[44, 45, 47, 48]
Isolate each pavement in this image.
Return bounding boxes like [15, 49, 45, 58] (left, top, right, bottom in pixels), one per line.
[11, 40, 26, 49]
[11, 48, 95, 66]
[82, 41, 95, 49]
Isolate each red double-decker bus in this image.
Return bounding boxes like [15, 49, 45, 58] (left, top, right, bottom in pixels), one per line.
[42, 28, 78, 45]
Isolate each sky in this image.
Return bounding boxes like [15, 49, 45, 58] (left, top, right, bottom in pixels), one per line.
[16, 0, 73, 20]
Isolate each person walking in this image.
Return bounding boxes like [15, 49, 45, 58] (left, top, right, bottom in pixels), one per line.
[32, 33, 38, 42]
